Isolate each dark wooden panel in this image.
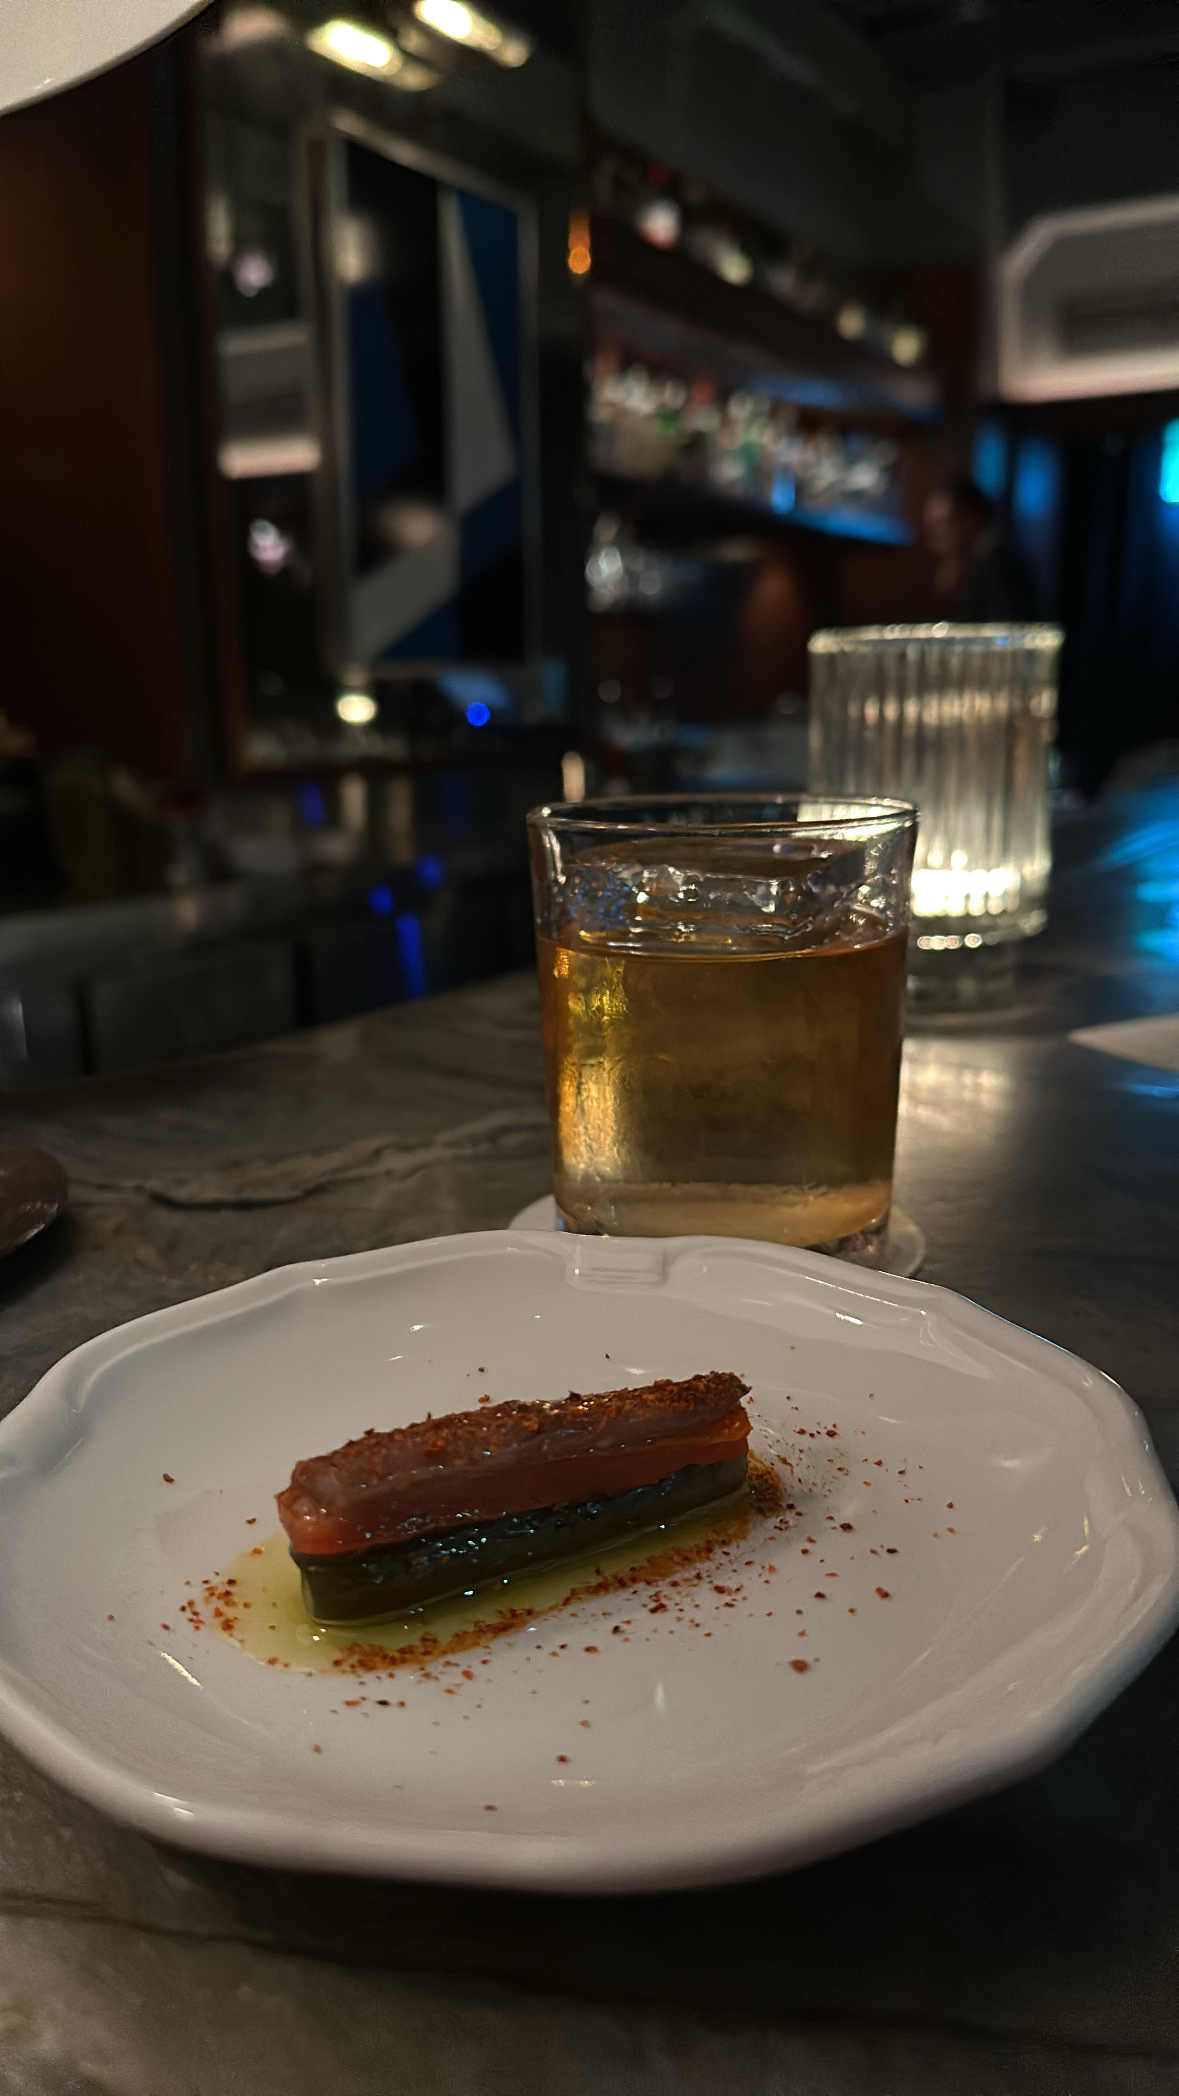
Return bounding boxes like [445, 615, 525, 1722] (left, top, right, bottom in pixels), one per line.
[0, 48, 200, 783]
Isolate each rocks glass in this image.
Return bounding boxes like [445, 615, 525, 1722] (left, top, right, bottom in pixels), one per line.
[808, 624, 1062, 1008]
[528, 794, 917, 1259]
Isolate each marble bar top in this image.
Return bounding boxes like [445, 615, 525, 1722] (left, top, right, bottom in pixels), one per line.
[0, 788, 1177, 2093]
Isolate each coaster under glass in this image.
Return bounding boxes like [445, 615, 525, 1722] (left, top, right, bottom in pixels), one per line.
[507, 1195, 926, 1279]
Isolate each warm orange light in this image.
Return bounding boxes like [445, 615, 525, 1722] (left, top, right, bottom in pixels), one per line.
[568, 212, 591, 276]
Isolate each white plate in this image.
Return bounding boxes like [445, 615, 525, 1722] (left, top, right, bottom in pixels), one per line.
[0, 1231, 1175, 1893]
[509, 1194, 927, 1278]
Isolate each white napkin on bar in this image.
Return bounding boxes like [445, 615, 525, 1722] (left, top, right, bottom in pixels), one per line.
[1069, 1014, 1179, 1074]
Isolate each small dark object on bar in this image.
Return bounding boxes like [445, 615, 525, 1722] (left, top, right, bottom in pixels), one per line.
[0, 1145, 67, 1258]
[279, 1372, 751, 1624]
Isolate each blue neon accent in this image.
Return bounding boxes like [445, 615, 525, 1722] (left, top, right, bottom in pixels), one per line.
[368, 883, 394, 916]
[1136, 926, 1179, 964]
[297, 781, 326, 827]
[1160, 422, 1179, 503]
[1012, 437, 1060, 527]
[790, 506, 913, 545]
[751, 374, 938, 421]
[770, 472, 796, 515]
[466, 701, 491, 726]
[437, 669, 511, 714]
[395, 910, 427, 998]
[1096, 817, 1179, 869]
[416, 853, 445, 892]
[972, 419, 1009, 502]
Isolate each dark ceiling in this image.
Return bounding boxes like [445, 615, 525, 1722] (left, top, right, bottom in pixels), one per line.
[824, 0, 1179, 88]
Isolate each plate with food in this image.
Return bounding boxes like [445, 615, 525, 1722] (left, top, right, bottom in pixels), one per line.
[0, 1229, 1174, 1892]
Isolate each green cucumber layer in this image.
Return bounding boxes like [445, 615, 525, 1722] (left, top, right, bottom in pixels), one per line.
[292, 1455, 748, 1625]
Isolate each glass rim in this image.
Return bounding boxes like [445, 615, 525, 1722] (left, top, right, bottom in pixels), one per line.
[528, 792, 918, 837]
[809, 622, 1063, 650]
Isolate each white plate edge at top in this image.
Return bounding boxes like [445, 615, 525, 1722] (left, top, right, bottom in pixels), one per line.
[507, 1196, 928, 1278]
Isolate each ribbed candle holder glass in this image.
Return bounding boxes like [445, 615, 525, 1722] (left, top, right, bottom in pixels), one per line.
[808, 624, 1062, 1009]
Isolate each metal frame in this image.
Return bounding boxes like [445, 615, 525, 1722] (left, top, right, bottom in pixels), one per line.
[305, 104, 541, 682]
[997, 192, 1179, 403]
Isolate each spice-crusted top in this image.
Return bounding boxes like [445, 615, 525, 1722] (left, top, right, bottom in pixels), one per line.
[286, 1373, 749, 1517]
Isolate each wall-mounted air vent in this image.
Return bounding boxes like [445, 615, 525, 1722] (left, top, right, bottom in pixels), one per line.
[997, 194, 1179, 401]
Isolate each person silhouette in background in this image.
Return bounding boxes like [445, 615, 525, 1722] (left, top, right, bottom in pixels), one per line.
[922, 476, 1038, 620]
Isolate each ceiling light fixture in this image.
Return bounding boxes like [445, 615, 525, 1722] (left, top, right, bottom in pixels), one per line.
[336, 690, 378, 725]
[889, 324, 926, 367]
[636, 197, 681, 250]
[307, 18, 402, 77]
[215, 8, 291, 51]
[412, 0, 533, 67]
[715, 242, 753, 287]
[391, 54, 440, 88]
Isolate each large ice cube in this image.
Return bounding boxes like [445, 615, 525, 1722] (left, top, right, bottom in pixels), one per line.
[562, 840, 871, 953]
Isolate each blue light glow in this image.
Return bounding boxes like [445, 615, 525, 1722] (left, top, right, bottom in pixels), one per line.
[1096, 815, 1179, 868]
[395, 910, 427, 999]
[1160, 422, 1179, 504]
[437, 668, 512, 718]
[790, 507, 913, 546]
[1012, 437, 1060, 527]
[368, 883, 394, 916]
[416, 853, 445, 892]
[972, 419, 1009, 503]
[1135, 926, 1179, 964]
[297, 781, 326, 827]
[466, 701, 491, 726]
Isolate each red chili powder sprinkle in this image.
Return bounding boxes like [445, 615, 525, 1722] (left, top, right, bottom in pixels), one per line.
[790, 1659, 809, 1673]
[162, 1474, 174, 1485]
[875, 1586, 890, 1599]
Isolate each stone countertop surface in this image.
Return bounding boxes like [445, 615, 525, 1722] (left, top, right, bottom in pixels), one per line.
[0, 789, 1178, 2093]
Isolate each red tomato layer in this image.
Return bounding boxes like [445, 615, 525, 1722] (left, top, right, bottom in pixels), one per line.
[286, 1405, 750, 1557]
